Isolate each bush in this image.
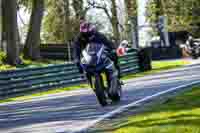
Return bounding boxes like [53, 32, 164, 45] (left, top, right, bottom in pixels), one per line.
[0, 51, 6, 65]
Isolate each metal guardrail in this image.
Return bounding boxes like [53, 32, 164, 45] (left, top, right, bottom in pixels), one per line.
[40, 44, 73, 61]
[0, 50, 140, 99]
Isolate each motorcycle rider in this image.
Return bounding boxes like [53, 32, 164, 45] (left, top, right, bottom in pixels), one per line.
[187, 35, 195, 48]
[73, 20, 120, 79]
[186, 34, 200, 59]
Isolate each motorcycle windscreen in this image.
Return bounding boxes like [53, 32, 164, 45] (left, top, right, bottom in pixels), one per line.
[82, 43, 104, 66]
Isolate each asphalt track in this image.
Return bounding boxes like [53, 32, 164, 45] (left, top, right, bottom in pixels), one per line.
[1, 63, 200, 133]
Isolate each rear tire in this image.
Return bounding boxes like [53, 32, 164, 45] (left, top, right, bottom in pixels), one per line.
[192, 51, 198, 59]
[94, 75, 108, 106]
[109, 79, 121, 103]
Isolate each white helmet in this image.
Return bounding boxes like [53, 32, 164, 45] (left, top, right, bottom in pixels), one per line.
[120, 40, 129, 47]
[117, 40, 129, 56]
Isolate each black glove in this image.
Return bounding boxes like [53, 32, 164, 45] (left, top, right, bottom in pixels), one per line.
[76, 62, 84, 74]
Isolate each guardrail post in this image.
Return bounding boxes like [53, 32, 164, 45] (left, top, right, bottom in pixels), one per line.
[138, 47, 152, 71]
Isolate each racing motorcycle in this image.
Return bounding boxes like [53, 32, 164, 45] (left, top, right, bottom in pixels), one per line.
[80, 42, 124, 106]
[185, 37, 200, 59]
[190, 40, 200, 59]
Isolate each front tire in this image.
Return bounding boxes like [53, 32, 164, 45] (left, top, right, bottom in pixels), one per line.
[94, 75, 108, 106]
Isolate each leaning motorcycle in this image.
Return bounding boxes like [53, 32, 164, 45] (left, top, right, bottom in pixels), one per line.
[191, 41, 200, 59]
[185, 37, 200, 59]
[80, 43, 122, 106]
[191, 45, 200, 59]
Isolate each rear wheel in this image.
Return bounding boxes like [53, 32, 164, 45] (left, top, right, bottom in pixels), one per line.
[192, 50, 198, 59]
[109, 78, 121, 102]
[94, 75, 108, 106]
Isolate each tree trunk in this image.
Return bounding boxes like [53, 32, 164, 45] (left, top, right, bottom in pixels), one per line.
[16, 10, 22, 50]
[73, 0, 84, 19]
[63, 0, 72, 42]
[72, 0, 85, 34]
[124, 0, 137, 40]
[23, 0, 44, 60]
[111, 0, 120, 45]
[0, 0, 2, 50]
[2, 0, 21, 65]
[125, 0, 137, 18]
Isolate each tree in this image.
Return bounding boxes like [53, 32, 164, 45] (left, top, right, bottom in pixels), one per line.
[124, 0, 137, 41]
[110, 0, 120, 43]
[42, 0, 89, 43]
[63, 0, 72, 42]
[147, 0, 200, 36]
[87, 0, 120, 45]
[44, 0, 72, 43]
[125, 0, 137, 17]
[42, 1, 65, 43]
[2, 0, 21, 65]
[23, 0, 44, 60]
[72, 0, 89, 37]
[0, 0, 2, 49]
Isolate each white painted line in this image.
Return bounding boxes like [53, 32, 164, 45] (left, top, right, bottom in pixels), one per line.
[73, 80, 200, 133]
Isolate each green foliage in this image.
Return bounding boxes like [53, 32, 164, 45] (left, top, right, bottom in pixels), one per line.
[0, 51, 64, 71]
[0, 51, 16, 71]
[147, 0, 200, 37]
[124, 0, 137, 41]
[17, 0, 32, 11]
[42, 0, 66, 43]
[0, 51, 6, 64]
[42, 0, 86, 43]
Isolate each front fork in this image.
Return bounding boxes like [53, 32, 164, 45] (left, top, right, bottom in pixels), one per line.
[86, 73, 94, 89]
[86, 73, 103, 90]
[85, 58, 120, 92]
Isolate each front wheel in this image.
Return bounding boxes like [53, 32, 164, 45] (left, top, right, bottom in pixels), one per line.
[94, 75, 108, 106]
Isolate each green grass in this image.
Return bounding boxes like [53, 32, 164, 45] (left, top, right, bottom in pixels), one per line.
[110, 86, 200, 133]
[0, 52, 15, 70]
[0, 60, 189, 104]
[0, 51, 64, 71]
[122, 60, 189, 80]
[0, 84, 89, 103]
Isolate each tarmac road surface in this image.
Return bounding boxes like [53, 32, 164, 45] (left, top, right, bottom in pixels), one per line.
[1, 63, 200, 133]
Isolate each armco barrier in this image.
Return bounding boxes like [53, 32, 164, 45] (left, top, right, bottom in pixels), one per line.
[0, 49, 140, 99]
[40, 44, 73, 60]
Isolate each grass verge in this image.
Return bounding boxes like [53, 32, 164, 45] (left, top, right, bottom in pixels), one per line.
[0, 84, 89, 103]
[0, 51, 64, 71]
[110, 86, 200, 133]
[122, 60, 189, 80]
[0, 60, 189, 104]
